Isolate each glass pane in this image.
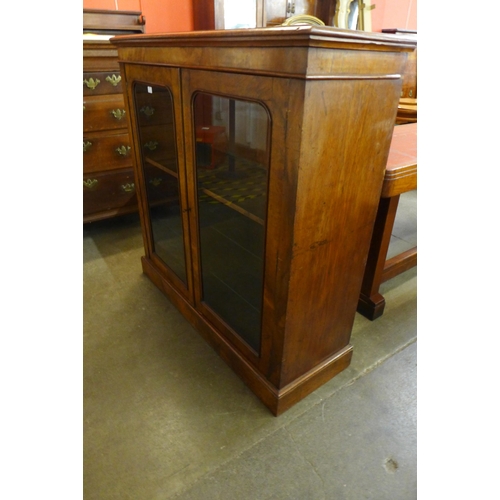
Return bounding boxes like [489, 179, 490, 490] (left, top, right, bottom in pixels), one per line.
[194, 93, 270, 352]
[134, 83, 187, 285]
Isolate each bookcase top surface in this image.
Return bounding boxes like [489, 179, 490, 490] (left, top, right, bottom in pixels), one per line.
[111, 26, 416, 52]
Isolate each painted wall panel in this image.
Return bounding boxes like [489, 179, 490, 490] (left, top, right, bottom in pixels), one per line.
[371, 0, 417, 32]
[83, 0, 193, 33]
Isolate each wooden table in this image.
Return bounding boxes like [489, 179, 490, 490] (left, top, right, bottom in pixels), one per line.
[357, 122, 417, 320]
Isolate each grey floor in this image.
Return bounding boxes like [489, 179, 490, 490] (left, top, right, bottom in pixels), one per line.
[83, 190, 417, 500]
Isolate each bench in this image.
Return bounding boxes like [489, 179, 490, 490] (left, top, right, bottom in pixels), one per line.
[357, 122, 417, 320]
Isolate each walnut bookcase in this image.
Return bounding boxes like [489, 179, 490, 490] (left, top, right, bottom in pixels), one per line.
[112, 27, 416, 415]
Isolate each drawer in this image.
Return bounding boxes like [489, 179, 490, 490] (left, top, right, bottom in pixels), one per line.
[83, 71, 123, 96]
[83, 41, 119, 73]
[83, 94, 128, 132]
[83, 57, 120, 73]
[83, 131, 133, 173]
[83, 168, 137, 217]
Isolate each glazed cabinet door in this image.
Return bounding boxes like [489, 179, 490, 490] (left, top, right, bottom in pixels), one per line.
[181, 69, 294, 367]
[122, 65, 194, 302]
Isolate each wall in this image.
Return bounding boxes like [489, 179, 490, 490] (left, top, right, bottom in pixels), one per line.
[82, 0, 416, 34]
[83, 0, 194, 33]
[370, 0, 417, 32]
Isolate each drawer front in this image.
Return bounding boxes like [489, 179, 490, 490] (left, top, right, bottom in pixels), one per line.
[83, 94, 127, 132]
[83, 132, 133, 173]
[83, 169, 137, 216]
[83, 71, 123, 96]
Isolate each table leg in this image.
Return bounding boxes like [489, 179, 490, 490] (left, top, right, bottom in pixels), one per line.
[357, 195, 400, 320]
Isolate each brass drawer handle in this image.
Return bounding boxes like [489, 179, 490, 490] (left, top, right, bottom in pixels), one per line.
[144, 141, 159, 151]
[83, 141, 92, 152]
[84, 78, 100, 90]
[116, 145, 131, 156]
[106, 74, 121, 86]
[140, 106, 155, 117]
[149, 178, 163, 186]
[121, 183, 135, 193]
[111, 109, 126, 120]
[83, 179, 98, 189]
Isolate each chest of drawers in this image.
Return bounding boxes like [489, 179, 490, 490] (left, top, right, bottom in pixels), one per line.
[83, 9, 145, 223]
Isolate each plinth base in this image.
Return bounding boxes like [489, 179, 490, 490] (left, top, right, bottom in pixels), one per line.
[141, 256, 353, 416]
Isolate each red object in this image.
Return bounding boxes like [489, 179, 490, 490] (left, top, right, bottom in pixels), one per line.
[195, 125, 227, 169]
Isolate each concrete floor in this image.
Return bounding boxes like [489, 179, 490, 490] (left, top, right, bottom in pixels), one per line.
[83, 190, 417, 500]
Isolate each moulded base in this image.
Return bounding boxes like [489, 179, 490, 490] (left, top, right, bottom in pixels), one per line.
[141, 256, 353, 416]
